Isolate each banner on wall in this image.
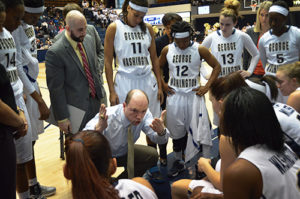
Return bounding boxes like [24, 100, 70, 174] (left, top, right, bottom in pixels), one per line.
[144, 12, 191, 25]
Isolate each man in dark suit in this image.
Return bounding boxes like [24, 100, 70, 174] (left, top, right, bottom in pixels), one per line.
[46, 10, 103, 133]
[53, 3, 107, 105]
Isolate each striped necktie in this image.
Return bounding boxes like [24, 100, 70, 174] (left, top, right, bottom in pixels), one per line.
[127, 124, 134, 178]
[77, 43, 96, 98]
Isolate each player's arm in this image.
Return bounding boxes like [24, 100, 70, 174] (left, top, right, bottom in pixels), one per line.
[258, 38, 267, 69]
[223, 159, 262, 199]
[243, 33, 259, 76]
[287, 91, 300, 113]
[104, 23, 118, 105]
[197, 46, 221, 95]
[147, 23, 164, 103]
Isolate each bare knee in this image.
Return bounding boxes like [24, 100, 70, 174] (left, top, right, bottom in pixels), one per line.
[171, 179, 191, 199]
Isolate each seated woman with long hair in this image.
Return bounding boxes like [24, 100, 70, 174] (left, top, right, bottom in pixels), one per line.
[64, 130, 158, 199]
[172, 72, 300, 199]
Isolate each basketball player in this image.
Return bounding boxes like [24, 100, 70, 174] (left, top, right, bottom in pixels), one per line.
[1, 1, 34, 199]
[64, 131, 158, 199]
[159, 21, 220, 177]
[202, 0, 259, 78]
[259, 0, 300, 76]
[12, 0, 56, 197]
[222, 87, 300, 199]
[104, 0, 163, 119]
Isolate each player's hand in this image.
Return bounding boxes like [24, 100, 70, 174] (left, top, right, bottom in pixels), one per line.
[193, 86, 209, 96]
[239, 70, 251, 78]
[157, 88, 164, 105]
[150, 110, 166, 135]
[163, 83, 175, 96]
[14, 110, 28, 139]
[110, 92, 119, 106]
[58, 119, 71, 134]
[38, 100, 50, 120]
[95, 104, 108, 132]
[197, 157, 212, 173]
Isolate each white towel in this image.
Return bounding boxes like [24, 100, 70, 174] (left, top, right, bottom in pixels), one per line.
[185, 95, 212, 162]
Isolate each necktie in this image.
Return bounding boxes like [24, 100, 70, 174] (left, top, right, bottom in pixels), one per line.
[77, 43, 96, 98]
[127, 125, 134, 178]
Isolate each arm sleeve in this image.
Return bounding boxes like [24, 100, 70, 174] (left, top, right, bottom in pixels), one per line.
[12, 30, 36, 95]
[92, 26, 104, 74]
[243, 33, 259, 74]
[258, 37, 267, 69]
[201, 34, 212, 49]
[45, 49, 69, 120]
[83, 113, 99, 130]
[243, 29, 254, 70]
[142, 110, 169, 144]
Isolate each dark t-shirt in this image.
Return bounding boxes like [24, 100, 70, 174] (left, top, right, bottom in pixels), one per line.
[0, 64, 18, 132]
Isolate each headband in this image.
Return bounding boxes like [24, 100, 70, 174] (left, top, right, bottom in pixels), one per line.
[269, 5, 289, 16]
[24, 6, 44, 13]
[173, 32, 190, 39]
[73, 138, 85, 145]
[245, 79, 266, 94]
[129, 1, 148, 13]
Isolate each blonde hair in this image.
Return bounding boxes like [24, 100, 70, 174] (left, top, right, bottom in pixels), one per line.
[254, 1, 272, 32]
[220, 0, 241, 23]
[278, 62, 300, 84]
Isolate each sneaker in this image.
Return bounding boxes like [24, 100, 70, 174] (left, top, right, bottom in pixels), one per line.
[159, 158, 167, 167]
[167, 160, 185, 178]
[40, 184, 56, 197]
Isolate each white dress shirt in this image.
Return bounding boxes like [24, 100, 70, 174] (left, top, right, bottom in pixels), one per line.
[84, 104, 169, 157]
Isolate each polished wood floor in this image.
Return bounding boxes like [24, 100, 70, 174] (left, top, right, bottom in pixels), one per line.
[24, 63, 214, 198]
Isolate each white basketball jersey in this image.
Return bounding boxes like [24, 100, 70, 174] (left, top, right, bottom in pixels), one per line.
[166, 42, 201, 93]
[114, 20, 152, 76]
[273, 103, 300, 145]
[21, 22, 37, 58]
[239, 144, 300, 199]
[259, 26, 300, 75]
[203, 29, 245, 77]
[115, 179, 158, 199]
[0, 28, 23, 96]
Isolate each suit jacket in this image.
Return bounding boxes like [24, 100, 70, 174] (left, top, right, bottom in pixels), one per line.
[46, 33, 102, 121]
[243, 27, 259, 70]
[53, 25, 104, 74]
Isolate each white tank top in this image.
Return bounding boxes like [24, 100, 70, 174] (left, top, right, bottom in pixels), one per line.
[0, 28, 23, 97]
[238, 144, 300, 199]
[202, 29, 245, 77]
[259, 26, 300, 75]
[296, 87, 300, 91]
[114, 179, 158, 199]
[273, 103, 300, 145]
[114, 20, 152, 76]
[166, 42, 201, 93]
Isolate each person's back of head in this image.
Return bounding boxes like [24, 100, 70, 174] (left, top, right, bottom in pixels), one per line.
[210, 71, 247, 100]
[161, 13, 182, 27]
[64, 131, 119, 199]
[63, 3, 82, 20]
[220, 87, 284, 154]
[221, 0, 241, 23]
